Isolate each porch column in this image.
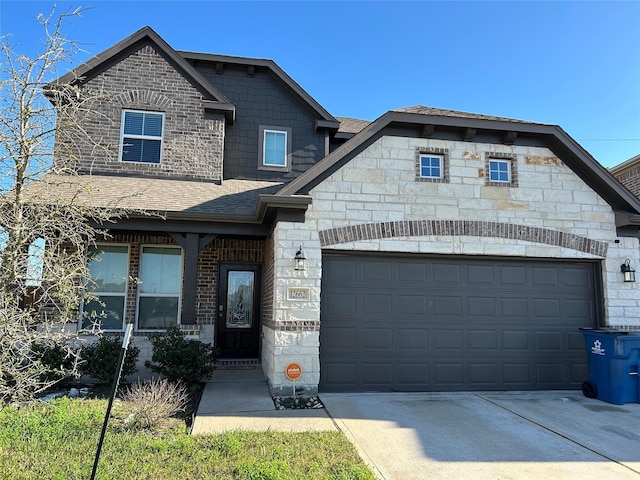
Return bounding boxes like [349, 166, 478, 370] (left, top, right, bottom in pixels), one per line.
[170, 233, 217, 325]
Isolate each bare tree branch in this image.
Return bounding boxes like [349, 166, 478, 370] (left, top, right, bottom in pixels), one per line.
[0, 6, 139, 405]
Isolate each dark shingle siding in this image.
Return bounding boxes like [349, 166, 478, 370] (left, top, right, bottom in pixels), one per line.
[196, 64, 326, 182]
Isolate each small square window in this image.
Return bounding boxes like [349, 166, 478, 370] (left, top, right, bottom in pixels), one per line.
[489, 159, 511, 183]
[419, 155, 443, 179]
[415, 148, 449, 183]
[120, 110, 164, 164]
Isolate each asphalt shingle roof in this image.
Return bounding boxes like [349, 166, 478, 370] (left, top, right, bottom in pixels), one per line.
[24, 175, 283, 217]
[336, 117, 371, 134]
[393, 105, 541, 124]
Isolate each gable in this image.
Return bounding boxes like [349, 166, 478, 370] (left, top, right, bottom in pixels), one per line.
[278, 110, 640, 228]
[53, 38, 227, 182]
[49, 26, 235, 122]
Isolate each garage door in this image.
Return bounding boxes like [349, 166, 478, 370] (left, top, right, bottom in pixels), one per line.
[320, 253, 599, 392]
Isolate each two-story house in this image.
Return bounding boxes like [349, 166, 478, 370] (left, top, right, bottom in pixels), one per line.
[47, 27, 640, 396]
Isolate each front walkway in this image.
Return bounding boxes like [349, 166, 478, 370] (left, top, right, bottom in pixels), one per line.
[191, 367, 337, 434]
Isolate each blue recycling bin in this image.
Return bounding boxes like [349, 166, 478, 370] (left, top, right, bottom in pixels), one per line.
[579, 328, 640, 405]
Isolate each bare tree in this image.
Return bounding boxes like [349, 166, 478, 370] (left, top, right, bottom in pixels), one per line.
[0, 7, 133, 404]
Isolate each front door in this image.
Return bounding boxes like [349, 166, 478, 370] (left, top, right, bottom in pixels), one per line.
[217, 264, 261, 358]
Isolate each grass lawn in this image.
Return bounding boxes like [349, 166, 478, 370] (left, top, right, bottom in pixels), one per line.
[0, 397, 375, 480]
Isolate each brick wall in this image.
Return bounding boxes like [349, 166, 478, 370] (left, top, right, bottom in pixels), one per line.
[612, 164, 640, 197]
[261, 231, 275, 328]
[55, 42, 225, 181]
[105, 233, 265, 329]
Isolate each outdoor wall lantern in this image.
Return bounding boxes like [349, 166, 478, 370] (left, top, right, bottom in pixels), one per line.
[294, 245, 307, 271]
[621, 259, 636, 283]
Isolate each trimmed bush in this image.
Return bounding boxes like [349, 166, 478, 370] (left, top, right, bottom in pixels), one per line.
[144, 326, 217, 390]
[79, 335, 139, 383]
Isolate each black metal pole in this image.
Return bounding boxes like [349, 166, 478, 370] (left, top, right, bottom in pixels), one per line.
[90, 323, 133, 480]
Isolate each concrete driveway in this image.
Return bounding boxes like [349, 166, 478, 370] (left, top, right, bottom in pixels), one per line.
[319, 391, 640, 480]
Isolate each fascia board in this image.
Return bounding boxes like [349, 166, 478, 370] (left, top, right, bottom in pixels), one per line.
[47, 27, 234, 108]
[179, 51, 337, 123]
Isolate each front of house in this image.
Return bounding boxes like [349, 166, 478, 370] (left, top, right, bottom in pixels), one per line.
[49, 27, 640, 396]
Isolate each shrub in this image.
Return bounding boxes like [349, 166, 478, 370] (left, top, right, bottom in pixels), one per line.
[144, 326, 217, 390]
[32, 342, 79, 383]
[120, 378, 188, 430]
[79, 336, 139, 383]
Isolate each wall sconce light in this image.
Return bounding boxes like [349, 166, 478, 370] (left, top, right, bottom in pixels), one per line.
[294, 245, 306, 271]
[621, 259, 636, 283]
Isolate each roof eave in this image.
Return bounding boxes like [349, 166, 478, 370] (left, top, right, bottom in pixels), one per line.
[179, 50, 337, 124]
[47, 26, 235, 108]
[116, 193, 312, 224]
[278, 111, 640, 216]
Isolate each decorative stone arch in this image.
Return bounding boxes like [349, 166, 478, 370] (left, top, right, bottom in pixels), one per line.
[113, 90, 173, 109]
[319, 219, 608, 257]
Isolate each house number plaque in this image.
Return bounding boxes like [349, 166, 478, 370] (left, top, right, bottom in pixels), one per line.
[287, 287, 310, 301]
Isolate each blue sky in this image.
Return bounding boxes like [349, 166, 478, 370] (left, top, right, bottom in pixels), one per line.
[1, 0, 639, 167]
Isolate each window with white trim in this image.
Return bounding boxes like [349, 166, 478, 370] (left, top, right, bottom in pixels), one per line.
[488, 159, 511, 183]
[120, 110, 164, 164]
[259, 125, 291, 171]
[82, 245, 129, 331]
[136, 246, 182, 330]
[419, 155, 443, 179]
[415, 147, 449, 183]
[263, 130, 286, 166]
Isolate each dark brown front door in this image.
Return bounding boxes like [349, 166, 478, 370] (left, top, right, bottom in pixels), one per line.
[217, 264, 261, 358]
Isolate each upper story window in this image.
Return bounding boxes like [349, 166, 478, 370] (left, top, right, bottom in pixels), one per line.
[120, 110, 164, 164]
[415, 147, 449, 183]
[419, 155, 443, 179]
[488, 159, 511, 182]
[485, 153, 517, 187]
[259, 125, 291, 171]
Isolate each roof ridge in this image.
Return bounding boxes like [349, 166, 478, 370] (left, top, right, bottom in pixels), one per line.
[393, 105, 543, 124]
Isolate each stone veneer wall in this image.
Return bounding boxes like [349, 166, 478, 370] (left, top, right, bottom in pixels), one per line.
[262, 225, 322, 396]
[264, 136, 640, 394]
[55, 42, 225, 181]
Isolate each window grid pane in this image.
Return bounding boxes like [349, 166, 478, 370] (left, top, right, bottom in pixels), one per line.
[83, 296, 125, 330]
[264, 130, 287, 166]
[140, 247, 182, 294]
[121, 111, 163, 164]
[123, 111, 144, 135]
[420, 155, 442, 178]
[137, 246, 182, 330]
[84, 245, 128, 330]
[138, 297, 179, 330]
[489, 160, 510, 182]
